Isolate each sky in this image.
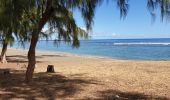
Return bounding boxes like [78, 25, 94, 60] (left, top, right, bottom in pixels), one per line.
[73, 0, 170, 39]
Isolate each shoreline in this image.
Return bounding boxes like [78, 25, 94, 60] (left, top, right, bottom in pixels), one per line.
[8, 47, 114, 60]
[6, 47, 170, 62]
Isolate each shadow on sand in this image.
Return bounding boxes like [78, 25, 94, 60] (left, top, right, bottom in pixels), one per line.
[86, 90, 169, 100]
[6, 54, 66, 64]
[0, 69, 98, 100]
[0, 68, 169, 100]
[6, 55, 43, 64]
[7, 54, 66, 60]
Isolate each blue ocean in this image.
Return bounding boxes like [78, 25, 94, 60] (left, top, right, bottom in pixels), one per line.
[13, 38, 170, 61]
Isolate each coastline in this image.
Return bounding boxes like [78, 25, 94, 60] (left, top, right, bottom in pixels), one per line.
[7, 47, 170, 61]
[7, 47, 120, 61]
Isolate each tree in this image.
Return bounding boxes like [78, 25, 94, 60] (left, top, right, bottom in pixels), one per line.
[0, 0, 52, 63]
[24, 0, 99, 82]
[0, 0, 32, 63]
[0, 31, 14, 63]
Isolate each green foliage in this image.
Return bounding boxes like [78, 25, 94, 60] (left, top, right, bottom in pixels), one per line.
[0, 0, 33, 46]
[0, 0, 93, 48]
[117, 0, 129, 19]
[0, 0, 131, 48]
[147, 0, 170, 21]
[23, 0, 101, 47]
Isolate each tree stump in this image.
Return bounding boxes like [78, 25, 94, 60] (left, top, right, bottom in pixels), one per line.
[47, 65, 55, 73]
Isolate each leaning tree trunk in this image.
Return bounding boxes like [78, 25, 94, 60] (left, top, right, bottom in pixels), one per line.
[25, 31, 39, 82]
[0, 42, 8, 63]
[25, 0, 53, 83]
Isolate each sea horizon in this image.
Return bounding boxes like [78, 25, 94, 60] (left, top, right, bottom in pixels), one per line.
[38, 37, 170, 41]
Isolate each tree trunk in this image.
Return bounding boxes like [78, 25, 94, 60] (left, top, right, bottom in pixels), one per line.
[25, 32, 38, 83]
[25, 0, 53, 83]
[1, 42, 8, 63]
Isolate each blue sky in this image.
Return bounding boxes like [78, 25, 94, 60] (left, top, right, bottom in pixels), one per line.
[74, 0, 170, 39]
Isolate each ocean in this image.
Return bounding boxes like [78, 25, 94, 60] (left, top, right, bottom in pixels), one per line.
[13, 38, 170, 61]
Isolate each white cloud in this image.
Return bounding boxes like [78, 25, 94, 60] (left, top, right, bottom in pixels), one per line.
[90, 32, 117, 39]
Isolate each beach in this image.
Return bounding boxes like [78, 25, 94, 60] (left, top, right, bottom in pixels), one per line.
[0, 48, 170, 99]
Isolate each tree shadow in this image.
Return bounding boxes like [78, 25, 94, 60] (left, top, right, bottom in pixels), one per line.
[41, 54, 67, 57]
[90, 89, 169, 100]
[7, 55, 44, 60]
[0, 69, 99, 100]
[7, 55, 28, 59]
[7, 54, 67, 59]
[6, 54, 67, 63]
[6, 56, 42, 64]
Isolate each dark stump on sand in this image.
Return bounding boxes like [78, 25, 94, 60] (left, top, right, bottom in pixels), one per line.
[47, 65, 55, 73]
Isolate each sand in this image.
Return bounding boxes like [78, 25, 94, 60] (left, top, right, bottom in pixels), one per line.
[0, 48, 170, 100]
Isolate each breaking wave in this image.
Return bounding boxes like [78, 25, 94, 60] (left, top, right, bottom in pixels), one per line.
[113, 42, 170, 46]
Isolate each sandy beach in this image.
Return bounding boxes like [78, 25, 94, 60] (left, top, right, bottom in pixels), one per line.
[0, 48, 170, 99]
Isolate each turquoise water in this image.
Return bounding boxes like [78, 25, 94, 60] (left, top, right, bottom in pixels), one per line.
[13, 38, 170, 61]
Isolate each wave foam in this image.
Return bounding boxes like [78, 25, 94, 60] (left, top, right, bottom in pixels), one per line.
[113, 42, 170, 46]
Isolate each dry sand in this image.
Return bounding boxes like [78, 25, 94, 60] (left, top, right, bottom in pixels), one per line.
[0, 48, 170, 100]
